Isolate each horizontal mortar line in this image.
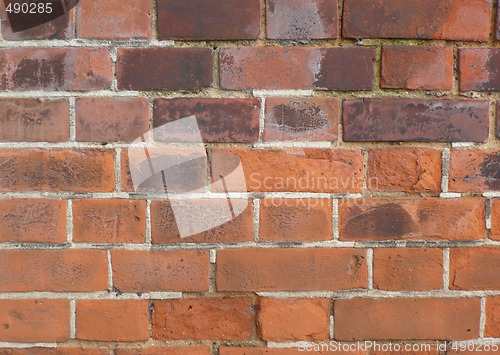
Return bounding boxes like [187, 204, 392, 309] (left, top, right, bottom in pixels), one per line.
[0, 39, 175, 48]
[253, 142, 334, 149]
[0, 291, 182, 300]
[0, 90, 141, 98]
[267, 339, 500, 348]
[252, 90, 315, 97]
[0, 342, 57, 348]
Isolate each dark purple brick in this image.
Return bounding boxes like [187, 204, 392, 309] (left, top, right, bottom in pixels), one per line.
[460, 48, 500, 91]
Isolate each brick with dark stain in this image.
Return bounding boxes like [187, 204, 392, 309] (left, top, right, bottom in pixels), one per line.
[460, 48, 500, 91]
[449, 150, 500, 192]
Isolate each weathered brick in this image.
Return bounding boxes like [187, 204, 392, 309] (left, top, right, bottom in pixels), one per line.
[0, 48, 112, 91]
[117, 48, 213, 90]
[0, 199, 66, 243]
[116, 348, 211, 355]
[459, 48, 500, 91]
[372, 349, 439, 355]
[151, 200, 253, 243]
[211, 148, 363, 193]
[152, 297, 254, 340]
[367, 148, 442, 193]
[0, 250, 108, 291]
[497, 102, 500, 137]
[0, 149, 115, 192]
[73, 199, 146, 243]
[447, 349, 500, 355]
[157, 0, 260, 40]
[343, 0, 491, 41]
[485, 296, 500, 338]
[381, 46, 453, 90]
[111, 250, 209, 292]
[339, 198, 485, 241]
[373, 248, 443, 291]
[449, 149, 500, 192]
[0, 99, 69, 142]
[335, 298, 480, 340]
[220, 47, 375, 90]
[220, 349, 363, 355]
[77, 0, 151, 39]
[76, 98, 149, 142]
[0, 349, 111, 355]
[450, 247, 500, 290]
[490, 199, 500, 241]
[264, 97, 338, 141]
[259, 198, 332, 242]
[343, 99, 489, 142]
[217, 248, 367, 291]
[153, 98, 260, 143]
[256, 298, 330, 341]
[76, 300, 149, 342]
[266, 0, 338, 39]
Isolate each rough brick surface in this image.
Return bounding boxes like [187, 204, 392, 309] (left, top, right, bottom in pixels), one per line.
[116, 348, 211, 355]
[485, 296, 500, 337]
[450, 247, 500, 290]
[490, 199, 500, 241]
[449, 149, 500, 192]
[0, 350, 111, 355]
[459, 49, 500, 91]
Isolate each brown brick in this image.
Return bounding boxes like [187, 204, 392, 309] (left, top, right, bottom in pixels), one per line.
[116, 348, 211, 355]
[217, 248, 367, 291]
[0, 299, 69, 342]
[486, 296, 500, 338]
[259, 198, 332, 242]
[152, 297, 254, 340]
[373, 248, 443, 291]
[256, 298, 330, 341]
[0, 349, 111, 355]
[343, 99, 489, 142]
[450, 247, 500, 290]
[339, 198, 485, 241]
[157, 0, 260, 40]
[381, 46, 453, 90]
[153, 98, 260, 143]
[0, 199, 66, 243]
[211, 148, 363, 193]
[117, 48, 213, 90]
[266, 0, 338, 39]
[449, 149, 500, 192]
[77, 0, 151, 39]
[220, 349, 363, 355]
[76, 98, 149, 142]
[76, 300, 149, 342]
[73, 199, 146, 243]
[220, 47, 375, 90]
[367, 148, 442, 193]
[459, 48, 500, 91]
[151, 200, 253, 243]
[335, 298, 480, 340]
[0, 250, 108, 291]
[0, 149, 115, 192]
[111, 250, 209, 292]
[0, 48, 112, 91]
[490, 199, 500, 240]
[343, 0, 491, 41]
[0, 99, 69, 142]
[264, 97, 338, 141]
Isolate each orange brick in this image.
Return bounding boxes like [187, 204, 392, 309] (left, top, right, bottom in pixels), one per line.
[485, 296, 500, 338]
[449, 149, 500, 192]
[450, 247, 500, 290]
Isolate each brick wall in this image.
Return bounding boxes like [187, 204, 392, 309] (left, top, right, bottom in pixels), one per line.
[0, 0, 499, 354]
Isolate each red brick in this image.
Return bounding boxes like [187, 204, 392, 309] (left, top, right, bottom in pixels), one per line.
[259, 198, 332, 242]
[76, 300, 149, 342]
[335, 298, 480, 340]
[485, 296, 500, 337]
[220, 47, 375, 90]
[152, 297, 254, 340]
[0, 48, 112, 91]
[217, 248, 367, 291]
[151, 199, 253, 243]
[264, 97, 338, 141]
[157, 0, 260, 40]
[343, 99, 489, 142]
[450, 247, 500, 290]
[373, 248, 443, 291]
[339, 198, 486, 241]
[117, 48, 213, 90]
[116, 348, 211, 355]
[73, 199, 146, 243]
[266, 0, 338, 39]
[490, 199, 500, 240]
[381, 46, 453, 90]
[0, 250, 108, 291]
[459, 48, 500, 91]
[367, 148, 442, 193]
[343, 0, 491, 41]
[0, 149, 115, 192]
[0, 299, 69, 342]
[449, 149, 500, 192]
[256, 298, 330, 341]
[111, 250, 209, 292]
[0, 349, 111, 355]
[76, 98, 149, 142]
[447, 348, 500, 355]
[497, 102, 500, 137]
[0, 99, 69, 142]
[0, 199, 66, 243]
[77, 0, 151, 39]
[211, 148, 363, 193]
[220, 348, 363, 355]
[153, 98, 260, 143]
[372, 349, 439, 355]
